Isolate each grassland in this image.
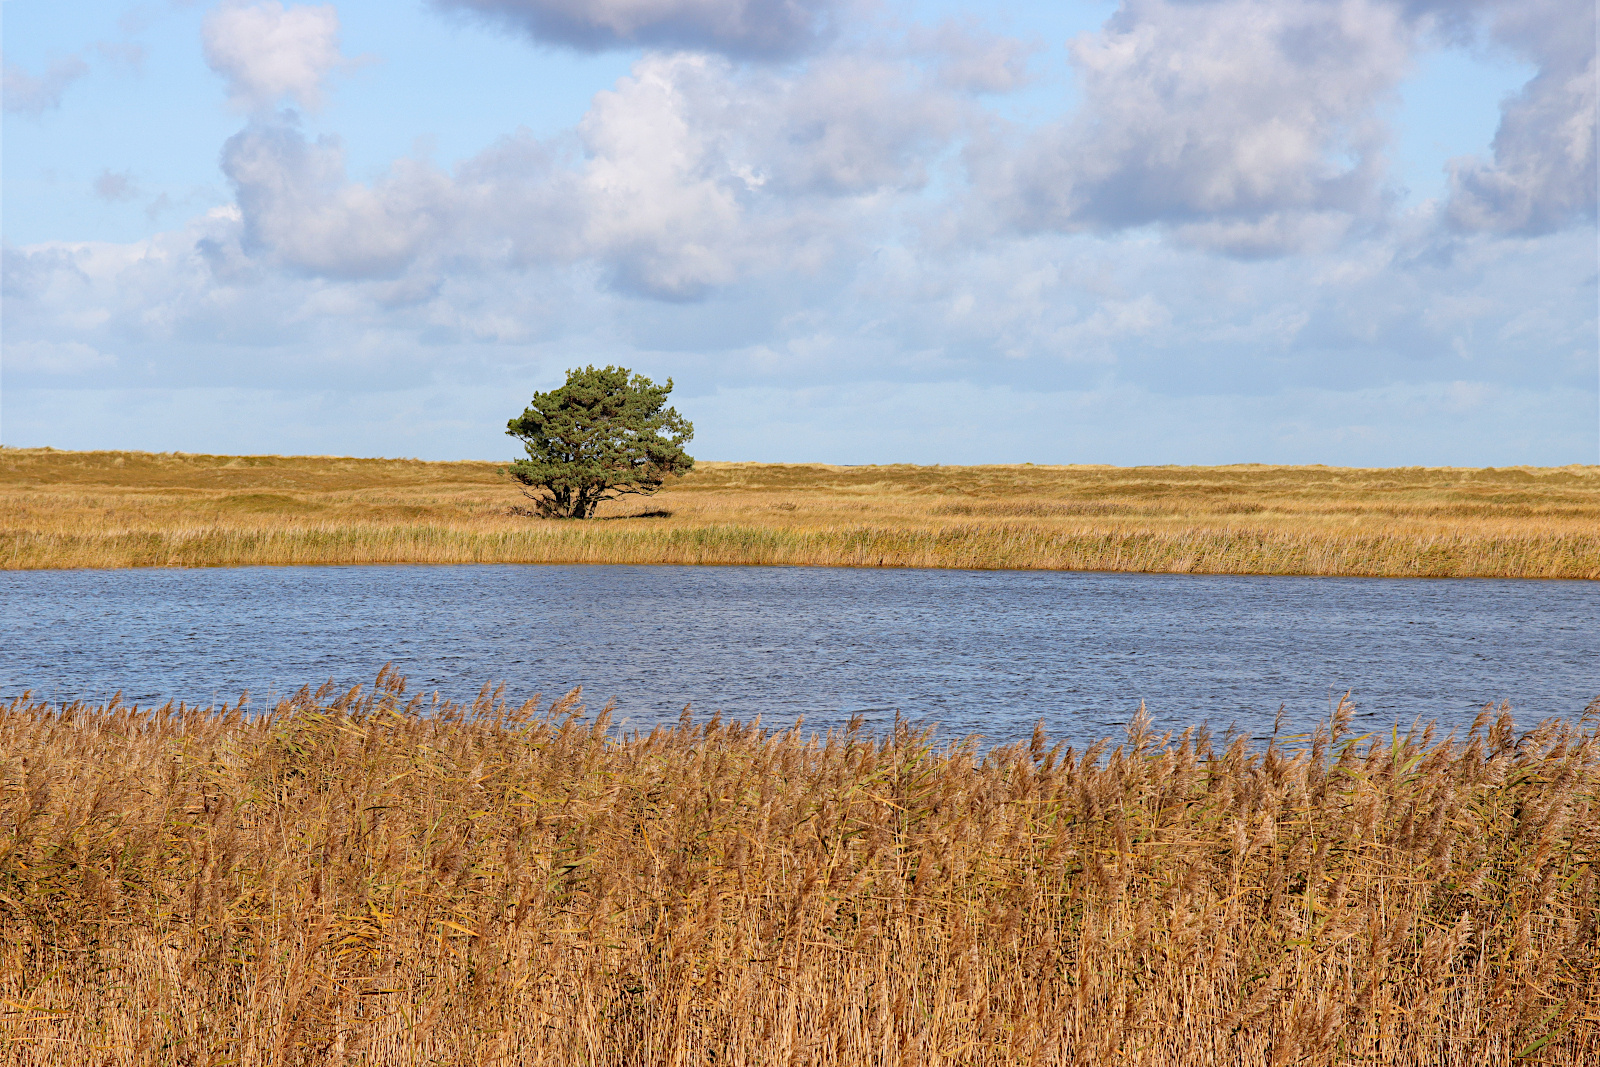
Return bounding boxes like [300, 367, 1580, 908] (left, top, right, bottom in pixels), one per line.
[1, 674, 1596, 1064]
[2, 446, 1599, 577]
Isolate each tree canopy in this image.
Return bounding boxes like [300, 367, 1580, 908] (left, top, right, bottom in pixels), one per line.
[504, 366, 694, 518]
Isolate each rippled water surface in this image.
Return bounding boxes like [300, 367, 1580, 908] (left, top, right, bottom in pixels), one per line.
[2, 564, 1595, 745]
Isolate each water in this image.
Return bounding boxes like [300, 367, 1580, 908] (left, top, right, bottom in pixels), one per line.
[1, 565, 1595, 746]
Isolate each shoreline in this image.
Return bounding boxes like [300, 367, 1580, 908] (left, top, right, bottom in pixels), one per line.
[6, 553, 1600, 582]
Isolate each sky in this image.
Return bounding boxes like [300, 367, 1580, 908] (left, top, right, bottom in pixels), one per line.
[2, 0, 1596, 466]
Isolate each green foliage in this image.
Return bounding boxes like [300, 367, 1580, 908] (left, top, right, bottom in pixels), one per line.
[505, 365, 694, 518]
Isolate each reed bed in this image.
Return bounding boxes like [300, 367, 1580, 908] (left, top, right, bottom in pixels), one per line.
[3, 448, 1600, 578]
[6, 518, 1600, 578]
[2, 672, 1596, 1064]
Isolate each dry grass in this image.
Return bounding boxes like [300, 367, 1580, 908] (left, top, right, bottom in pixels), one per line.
[1, 672, 1596, 1064]
[3, 447, 1600, 577]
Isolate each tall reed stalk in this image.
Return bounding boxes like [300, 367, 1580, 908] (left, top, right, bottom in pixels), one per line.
[2, 672, 1596, 1064]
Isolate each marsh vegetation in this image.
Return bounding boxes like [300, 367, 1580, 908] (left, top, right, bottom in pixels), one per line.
[3, 448, 1599, 577]
[1, 673, 1596, 1063]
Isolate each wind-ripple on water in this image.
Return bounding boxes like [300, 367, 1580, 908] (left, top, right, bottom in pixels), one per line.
[2, 564, 1595, 746]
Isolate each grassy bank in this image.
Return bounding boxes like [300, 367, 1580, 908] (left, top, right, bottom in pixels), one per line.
[1, 674, 1596, 1064]
[3, 447, 1600, 577]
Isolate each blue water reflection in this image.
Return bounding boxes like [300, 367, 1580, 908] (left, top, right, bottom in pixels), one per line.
[2, 564, 1594, 745]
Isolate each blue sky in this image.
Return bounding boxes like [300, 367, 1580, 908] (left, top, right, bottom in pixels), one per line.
[3, 0, 1595, 465]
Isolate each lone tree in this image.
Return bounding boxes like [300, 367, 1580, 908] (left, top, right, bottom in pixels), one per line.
[504, 365, 694, 518]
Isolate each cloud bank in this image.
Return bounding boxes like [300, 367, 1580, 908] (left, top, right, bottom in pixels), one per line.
[2, 0, 1594, 464]
[212, 46, 968, 296]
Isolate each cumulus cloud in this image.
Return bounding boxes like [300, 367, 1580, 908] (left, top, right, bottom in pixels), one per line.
[987, 0, 1415, 256]
[203, 2, 349, 112]
[212, 50, 965, 297]
[431, 0, 839, 59]
[1446, 0, 1597, 235]
[980, 0, 1596, 251]
[574, 55, 758, 297]
[222, 120, 458, 278]
[693, 50, 962, 200]
[193, 0, 1599, 305]
[3, 55, 90, 115]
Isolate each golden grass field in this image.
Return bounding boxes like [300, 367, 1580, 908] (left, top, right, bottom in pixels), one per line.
[2, 447, 1599, 577]
[1, 674, 1596, 1064]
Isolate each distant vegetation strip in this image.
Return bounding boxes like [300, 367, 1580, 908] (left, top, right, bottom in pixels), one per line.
[2, 674, 1596, 1064]
[5, 519, 1600, 578]
[3, 447, 1598, 578]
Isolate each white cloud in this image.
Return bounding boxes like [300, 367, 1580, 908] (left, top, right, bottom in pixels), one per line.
[977, 0, 1595, 250]
[985, 0, 1415, 255]
[1446, 0, 1597, 235]
[3, 55, 90, 115]
[222, 120, 457, 278]
[177, 0, 1600, 304]
[572, 50, 962, 294]
[207, 49, 966, 297]
[576, 54, 752, 297]
[203, 2, 350, 112]
[431, 0, 841, 60]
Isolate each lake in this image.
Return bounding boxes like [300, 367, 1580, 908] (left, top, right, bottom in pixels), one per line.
[2, 564, 1595, 746]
